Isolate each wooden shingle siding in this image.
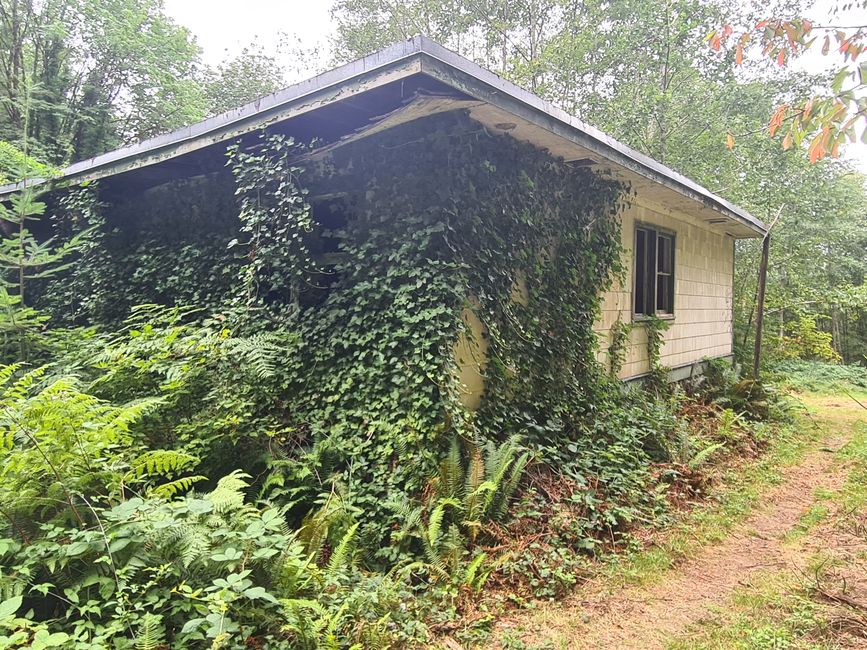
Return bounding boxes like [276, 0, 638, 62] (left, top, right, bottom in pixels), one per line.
[595, 197, 734, 379]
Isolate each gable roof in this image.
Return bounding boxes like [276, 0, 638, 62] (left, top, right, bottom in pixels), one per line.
[0, 36, 766, 238]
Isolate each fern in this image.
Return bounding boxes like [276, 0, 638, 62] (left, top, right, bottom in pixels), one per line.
[688, 442, 726, 470]
[299, 493, 349, 560]
[463, 552, 489, 591]
[426, 498, 460, 550]
[0, 364, 21, 390]
[326, 522, 359, 577]
[492, 449, 530, 521]
[149, 475, 206, 498]
[127, 450, 199, 478]
[438, 437, 463, 500]
[134, 613, 165, 650]
[206, 470, 250, 512]
[463, 443, 486, 525]
[221, 332, 294, 380]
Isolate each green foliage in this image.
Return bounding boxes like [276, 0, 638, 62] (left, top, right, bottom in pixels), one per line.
[643, 316, 671, 394]
[392, 436, 528, 585]
[776, 315, 842, 363]
[0, 366, 161, 528]
[608, 316, 632, 378]
[73, 305, 301, 482]
[227, 133, 316, 310]
[772, 359, 867, 392]
[204, 45, 288, 116]
[0, 184, 93, 360]
[0, 376, 428, 649]
[0, 141, 56, 185]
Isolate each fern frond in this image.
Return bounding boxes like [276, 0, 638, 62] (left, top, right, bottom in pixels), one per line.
[128, 450, 199, 479]
[464, 440, 484, 492]
[427, 497, 460, 550]
[135, 613, 165, 650]
[464, 552, 489, 591]
[222, 333, 292, 380]
[2, 367, 45, 400]
[107, 397, 163, 432]
[0, 364, 21, 390]
[492, 450, 530, 521]
[438, 438, 463, 500]
[149, 475, 206, 499]
[326, 522, 359, 577]
[207, 470, 250, 512]
[688, 442, 725, 470]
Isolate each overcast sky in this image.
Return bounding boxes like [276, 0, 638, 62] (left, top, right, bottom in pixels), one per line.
[163, 0, 335, 71]
[163, 0, 867, 173]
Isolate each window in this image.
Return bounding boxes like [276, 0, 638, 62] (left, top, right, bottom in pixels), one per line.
[633, 225, 675, 317]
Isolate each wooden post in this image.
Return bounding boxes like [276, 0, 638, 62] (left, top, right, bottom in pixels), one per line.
[752, 233, 770, 379]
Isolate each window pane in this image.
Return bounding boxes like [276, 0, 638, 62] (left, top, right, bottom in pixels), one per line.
[635, 227, 675, 316]
[657, 235, 672, 274]
[656, 275, 670, 313]
[634, 229, 646, 314]
[645, 229, 657, 315]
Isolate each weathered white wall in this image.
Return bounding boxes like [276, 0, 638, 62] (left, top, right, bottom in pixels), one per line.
[454, 195, 736, 407]
[595, 197, 735, 379]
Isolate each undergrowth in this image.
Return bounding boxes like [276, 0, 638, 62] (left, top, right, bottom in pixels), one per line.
[772, 359, 867, 392]
[0, 111, 829, 648]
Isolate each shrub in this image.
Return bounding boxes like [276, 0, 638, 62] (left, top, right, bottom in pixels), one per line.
[772, 359, 867, 392]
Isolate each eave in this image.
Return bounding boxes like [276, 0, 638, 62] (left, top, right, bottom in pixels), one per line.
[0, 36, 767, 239]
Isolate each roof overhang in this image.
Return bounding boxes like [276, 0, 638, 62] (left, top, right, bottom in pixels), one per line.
[0, 36, 767, 238]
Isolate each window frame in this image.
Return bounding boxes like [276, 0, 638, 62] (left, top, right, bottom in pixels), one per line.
[632, 223, 676, 321]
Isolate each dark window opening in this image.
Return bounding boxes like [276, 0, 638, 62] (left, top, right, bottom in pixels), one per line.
[298, 196, 351, 308]
[633, 225, 675, 317]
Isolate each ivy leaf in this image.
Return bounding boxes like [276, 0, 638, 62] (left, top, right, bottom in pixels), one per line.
[180, 617, 205, 635]
[243, 586, 277, 602]
[0, 596, 21, 620]
[65, 541, 90, 557]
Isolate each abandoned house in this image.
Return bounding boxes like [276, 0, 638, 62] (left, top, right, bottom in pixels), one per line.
[1, 36, 767, 421]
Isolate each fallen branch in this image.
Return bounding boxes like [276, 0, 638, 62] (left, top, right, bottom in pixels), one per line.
[842, 388, 867, 411]
[814, 587, 867, 613]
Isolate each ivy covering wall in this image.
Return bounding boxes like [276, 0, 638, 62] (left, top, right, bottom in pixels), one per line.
[37, 110, 627, 535]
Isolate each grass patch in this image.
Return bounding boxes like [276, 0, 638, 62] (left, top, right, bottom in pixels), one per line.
[784, 500, 832, 544]
[669, 390, 867, 650]
[666, 569, 837, 650]
[602, 417, 819, 587]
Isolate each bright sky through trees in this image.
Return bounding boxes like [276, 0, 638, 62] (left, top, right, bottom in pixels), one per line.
[164, 0, 867, 171]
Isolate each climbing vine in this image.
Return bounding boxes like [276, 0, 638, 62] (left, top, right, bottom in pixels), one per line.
[644, 315, 671, 393]
[608, 315, 632, 378]
[227, 132, 316, 311]
[35, 111, 629, 542]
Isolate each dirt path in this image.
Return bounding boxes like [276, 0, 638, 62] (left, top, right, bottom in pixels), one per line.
[492, 395, 863, 650]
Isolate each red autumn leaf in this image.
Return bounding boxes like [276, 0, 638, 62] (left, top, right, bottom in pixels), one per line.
[784, 24, 797, 50]
[777, 48, 786, 66]
[769, 104, 788, 136]
[722, 24, 733, 38]
[735, 43, 743, 65]
[808, 136, 824, 163]
[802, 19, 812, 33]
[756, 19, 769, 29]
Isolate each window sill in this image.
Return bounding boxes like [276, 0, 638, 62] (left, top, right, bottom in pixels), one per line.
[632, 314, 675, 323]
